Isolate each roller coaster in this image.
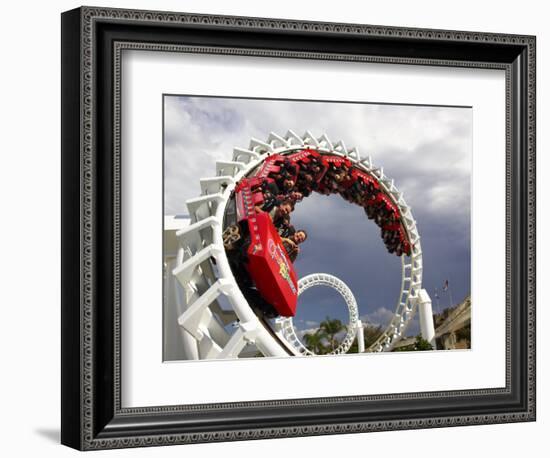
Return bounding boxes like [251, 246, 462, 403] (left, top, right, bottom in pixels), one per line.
[163, 131, 435, 361]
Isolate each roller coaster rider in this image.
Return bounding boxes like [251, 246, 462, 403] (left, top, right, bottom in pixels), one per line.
[281, 229, 308, 263]
[269, 199, 294, 227]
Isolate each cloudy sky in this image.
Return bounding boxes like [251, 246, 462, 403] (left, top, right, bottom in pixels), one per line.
[164, 95, 472, 337]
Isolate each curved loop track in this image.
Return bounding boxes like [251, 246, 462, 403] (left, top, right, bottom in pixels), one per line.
[173, 131, 423, 358]
[276, 273, 359, 356]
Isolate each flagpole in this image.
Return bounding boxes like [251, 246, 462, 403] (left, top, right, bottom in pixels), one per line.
[443, 279, 453, 309]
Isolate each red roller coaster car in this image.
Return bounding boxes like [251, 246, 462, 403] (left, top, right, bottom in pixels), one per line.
[224, 176, 298, 318]
[223, 148, 413, 319]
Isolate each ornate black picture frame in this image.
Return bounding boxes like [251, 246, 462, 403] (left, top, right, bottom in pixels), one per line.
[61, 6, 536, 450]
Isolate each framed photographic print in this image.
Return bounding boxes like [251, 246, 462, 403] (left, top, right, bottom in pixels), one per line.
[61, 6, 536, 450]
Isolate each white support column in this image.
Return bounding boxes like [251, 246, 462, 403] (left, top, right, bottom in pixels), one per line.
[417, 288, 436, 348]
[356, 320, 365, 353]
[163, 258, 200, 361]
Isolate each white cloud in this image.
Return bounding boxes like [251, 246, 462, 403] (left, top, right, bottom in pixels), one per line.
[361, 306, 394, 327]
[164, 96, 472, 224]
[295, 327, 320, 339]
[305, 320, 319, 328]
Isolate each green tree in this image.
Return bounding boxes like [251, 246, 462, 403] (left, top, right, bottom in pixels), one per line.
[455, 323, 471, 345]
[414, 335, 434, 351]
[319, 317, 345, 351]
[303, 329, 328, 354]
[393, 335, 433, 352]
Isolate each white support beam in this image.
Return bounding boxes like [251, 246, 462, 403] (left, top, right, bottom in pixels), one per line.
[267, 132, 289, 148]
[232, 147, 259, 163]
[285, 129, 304, 145]
[347, 147, 360, 161]
[200, 176, 234, 195]
[249, 137, 272, 153]
[186, 194, 224, 222]
[215, 160, 246, 177]
[334, 140, 347, 154]
[303, 130, 320, 147]
[177, 279, 233, 340]
[318, 133, 333, 150]
[217, 321, 259, 359]
[361, 155, 373, 168]
[175, 216, 219, 250]
[172, 244, 221, 285]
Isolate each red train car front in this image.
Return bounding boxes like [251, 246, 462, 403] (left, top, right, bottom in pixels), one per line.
[234, 180, 298, 317]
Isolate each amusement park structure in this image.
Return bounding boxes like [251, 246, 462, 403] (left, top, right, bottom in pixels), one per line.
[163, 131, 435, 361]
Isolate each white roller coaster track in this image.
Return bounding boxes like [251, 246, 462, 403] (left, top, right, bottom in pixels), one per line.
[274, 273, 359, 356]
[172, 130, 425, 359]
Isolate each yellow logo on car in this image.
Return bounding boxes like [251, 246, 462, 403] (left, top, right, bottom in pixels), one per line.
[268, 239, 297, 294]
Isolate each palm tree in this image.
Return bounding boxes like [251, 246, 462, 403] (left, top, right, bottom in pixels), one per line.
[303, 329, 328, 354]
[319, 317, 345, 351]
